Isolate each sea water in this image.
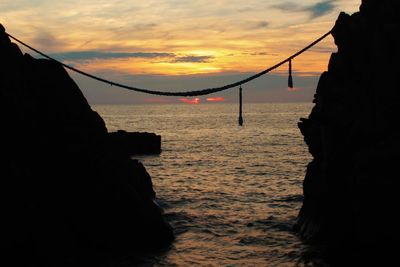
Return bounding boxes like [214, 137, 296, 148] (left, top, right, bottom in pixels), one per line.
[93, 103, 315, 266]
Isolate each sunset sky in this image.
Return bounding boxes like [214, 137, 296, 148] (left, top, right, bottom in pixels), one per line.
[1, 0, 360, 104]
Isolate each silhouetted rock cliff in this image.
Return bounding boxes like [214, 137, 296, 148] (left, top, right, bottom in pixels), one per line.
[296, 0, 400, 262]
[0, 24, 173, 265]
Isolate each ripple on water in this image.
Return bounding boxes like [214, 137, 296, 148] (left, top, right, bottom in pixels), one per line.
[93, 103, 317, 266]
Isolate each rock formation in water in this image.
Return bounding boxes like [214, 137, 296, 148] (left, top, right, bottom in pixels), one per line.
[296, 0, 400, 262]
[109, 130, 162, 156]
[0, 24, 173, 265]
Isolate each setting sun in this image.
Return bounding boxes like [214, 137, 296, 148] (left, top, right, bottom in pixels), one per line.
[179, 97, 201, 104]
[206, 97, 225, 102]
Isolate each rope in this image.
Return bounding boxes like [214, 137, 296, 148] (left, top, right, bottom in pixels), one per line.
[288, 59, 293, 88]
[238, 85, 243, 126]
[4, 30, 332, 97]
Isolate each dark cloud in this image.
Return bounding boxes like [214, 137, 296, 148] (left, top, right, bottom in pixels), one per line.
[134, 23, 158, 31]
[309, 46, 335, 53]
[252, 52, 268, 56]
[50, 51, 175, 61]
[237, 7, 256, 13]
[271, 0, 336, 19]
[33, 31, 64, 49]
[306, 1, 336, 19]
[271, 2, 301, 12]
[49, 51, 214, 64]
[170, 55, 214, 63]
[247, 52, 273, 56]
[251, 21, 269, 29]
[109, 23, 158, 33]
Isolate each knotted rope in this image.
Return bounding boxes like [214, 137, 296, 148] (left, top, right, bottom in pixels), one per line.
[4, 30, 332, 97]
[4, 29, 332, 125]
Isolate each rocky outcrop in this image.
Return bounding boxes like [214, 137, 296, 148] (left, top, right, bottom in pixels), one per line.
[296, 0, 400, 262]
[0, 24, 173, 265]
[109, 130, 162, 156]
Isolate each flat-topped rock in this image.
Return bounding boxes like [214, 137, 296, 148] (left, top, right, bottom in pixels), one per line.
[108, 130, 162, 155]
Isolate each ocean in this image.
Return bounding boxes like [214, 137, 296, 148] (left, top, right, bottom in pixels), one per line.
[93, 103, 315, 266]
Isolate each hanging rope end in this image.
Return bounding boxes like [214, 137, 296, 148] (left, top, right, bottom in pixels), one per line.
[288, 75, 293, 88]
[288, 59, 294, 88]
[238, 116, 243, 126]
[238, 85, 244, 126]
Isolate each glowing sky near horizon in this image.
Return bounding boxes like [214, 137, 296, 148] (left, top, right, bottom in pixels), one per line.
[0, 0, 361, 103]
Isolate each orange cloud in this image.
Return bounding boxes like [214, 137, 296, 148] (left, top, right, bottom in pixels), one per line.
[179, 97, 200, 104]
[206, 97, 225, 102]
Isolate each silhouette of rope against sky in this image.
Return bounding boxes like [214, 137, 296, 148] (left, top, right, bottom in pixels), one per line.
[5, 30, 332, 97]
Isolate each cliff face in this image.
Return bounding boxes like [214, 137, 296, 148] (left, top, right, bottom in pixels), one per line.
[0, 25, 173, 265]
[296, 0, 400, 259]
